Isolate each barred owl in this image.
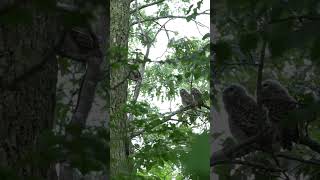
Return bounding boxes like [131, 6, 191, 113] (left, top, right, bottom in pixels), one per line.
[261, 79, 299, 150]
[180, 89, 194, 107]
[191, 88, 204, 107]
[128, 69, 141, 81]
[223, 84, 268, 143]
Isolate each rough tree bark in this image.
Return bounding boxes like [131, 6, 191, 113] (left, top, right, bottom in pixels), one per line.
[0, 3, 60, 179]
[110, 0, 132, 178]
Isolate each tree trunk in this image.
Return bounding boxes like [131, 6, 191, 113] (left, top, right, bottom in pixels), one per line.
[0, 4, 60, 179]
[110, 0, 131, 178]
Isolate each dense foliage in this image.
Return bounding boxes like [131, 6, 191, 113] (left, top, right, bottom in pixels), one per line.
[212, 0, 320, 179]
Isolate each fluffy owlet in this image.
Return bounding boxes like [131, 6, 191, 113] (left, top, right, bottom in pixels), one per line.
[261, 79, 299, 150]
[222, 84, 268, 143]
[128, 69, 142, 81]
[180, 89, 194, 107]
[191, 88, 204, 107]
[222, 85, 278, 151]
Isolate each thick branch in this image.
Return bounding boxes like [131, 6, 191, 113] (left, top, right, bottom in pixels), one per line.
[130, 11, 208, 26]
[269, 15, 320, 24]
[70, 56, 103, 128]
[276, 152, 320, 166]
[211, 135, 320, 168]
[130, 0, 165, 14]
[211, 133, 262, 166]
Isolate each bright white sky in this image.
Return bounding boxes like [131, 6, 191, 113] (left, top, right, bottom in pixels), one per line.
[135, 0, 210, 113]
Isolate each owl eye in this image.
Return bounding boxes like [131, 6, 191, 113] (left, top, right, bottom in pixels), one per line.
[262, 83, 269, 88]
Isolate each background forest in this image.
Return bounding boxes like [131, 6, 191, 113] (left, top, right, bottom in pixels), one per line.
[211, 0, 320, 180]
[113, 0, 210, 179]
[3, 0, 320, 180]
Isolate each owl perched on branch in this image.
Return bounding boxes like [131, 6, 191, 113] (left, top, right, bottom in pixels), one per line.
[180, 89, 194, 107]
[128, 69, 142, 81]
[261, 79, 299, 150]
[191, 88, 210, 109]
[222, 84, 270, 146]
[191, 88, 203, 107]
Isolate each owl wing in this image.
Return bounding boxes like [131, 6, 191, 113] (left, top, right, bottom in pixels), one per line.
[264, 98, 298, 123]
[229, 96, 262, 138]
[181, 92, 194, 106]
[193, 91, 204, 106]
[263, 98, 299, 150]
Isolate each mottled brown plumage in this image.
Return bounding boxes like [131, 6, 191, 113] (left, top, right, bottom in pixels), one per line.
[223, 84, 268, 143]
[261, 79, 299, 150]
[191, 88, 204, 108]
[128, 69, 141, 81]
[180, 89, 194, 107]
[222, 84, 281, 152]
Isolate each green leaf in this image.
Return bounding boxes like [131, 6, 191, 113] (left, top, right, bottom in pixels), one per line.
[239, 32, 259, 53]
[214, 164, 232, 179]
[186, 4, 194, 14]
[311, 37, 320, 63]
[0, 7, 32, 25]
[196, 0, 203, 9]
[213, 40, 232, 65]
[181, 133, 210, 179]
[266, 21, 294, 57]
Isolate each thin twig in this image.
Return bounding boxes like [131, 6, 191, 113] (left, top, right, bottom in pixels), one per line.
[276, 152, 320, 166]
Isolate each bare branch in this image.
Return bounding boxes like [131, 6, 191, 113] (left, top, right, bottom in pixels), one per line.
[130, 0, 165, 14]
[276, 152, 320, 166]
[130, 11, 209, 26]
[211, 133, 263, 166]
[269, 15, 320, 24]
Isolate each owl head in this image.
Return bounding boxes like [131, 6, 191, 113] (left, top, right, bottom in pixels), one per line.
[222, 84, 249, 114]
[222, 84, 247, 102]
[191, 88, 201, 95]
[261, 79, 289, 98]
[180, 89, 189, 96]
